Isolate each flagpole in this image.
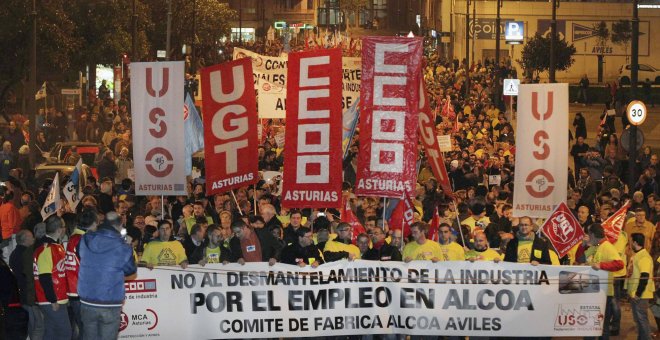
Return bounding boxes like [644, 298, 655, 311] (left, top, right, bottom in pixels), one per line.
[382, 197, 386, 231]
[161, 195, 165, 219]
[452, 200, 467, 247]
[231, 190, 243, 216]
[253, 184, 257, 215]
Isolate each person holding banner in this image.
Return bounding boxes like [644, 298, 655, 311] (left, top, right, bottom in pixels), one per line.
[403, 222, 442, 262]
[323, 222, 360, 262]
[230, 219, 282, 266]
[280, 227, 324, 267]
[141, 221, 189, 269]
[437, 223, 465, 261]
[363, 227, 401, 262]
[503, 216, 551, 265]
[466, 231, 502, 262]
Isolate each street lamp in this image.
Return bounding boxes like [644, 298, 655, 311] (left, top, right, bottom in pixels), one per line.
[549, 0, 559, 83]
[28, 0, 37, 164]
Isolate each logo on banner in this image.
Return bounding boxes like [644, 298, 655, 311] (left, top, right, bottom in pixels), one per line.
[282, 49, 343, 208]
[145, 147, 174, 177]
[125, 279, 158, 294]
[201, 58, 259, 194]
[554, 304, 603, 331]
[119, 309, 159, 332]
[355, 37, 423, 198]
[541, 202, 584, 257]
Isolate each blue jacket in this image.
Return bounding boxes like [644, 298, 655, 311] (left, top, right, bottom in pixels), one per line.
[78, 226, 136, 307]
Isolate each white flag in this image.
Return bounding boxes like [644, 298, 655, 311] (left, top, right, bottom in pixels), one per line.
[41, 173, 61, 220]
[35, 81, 47, 100]
[63, 159, 83, 210]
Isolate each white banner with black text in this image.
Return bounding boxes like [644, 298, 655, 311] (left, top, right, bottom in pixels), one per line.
[119, 261, 606, 338]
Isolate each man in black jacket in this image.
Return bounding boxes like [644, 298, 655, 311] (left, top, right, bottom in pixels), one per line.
[230, 220, 282, 265]
[280, 227, 324, 267]
[503, 216, 551, 265]
[363, 228, 401, 261]
[182, 224, 206, 264]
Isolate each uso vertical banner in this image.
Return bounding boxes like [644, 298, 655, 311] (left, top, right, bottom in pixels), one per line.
[418, 81, 452, 196]
[282, 48, 343, 208]
[131, 62, 187, 196]
[201, 58, 259, 195]
[355, 37, 423, 198]
[513, 84, 568, 217]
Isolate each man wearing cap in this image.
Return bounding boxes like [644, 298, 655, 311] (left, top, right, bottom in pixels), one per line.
[78, 211, 136, 340]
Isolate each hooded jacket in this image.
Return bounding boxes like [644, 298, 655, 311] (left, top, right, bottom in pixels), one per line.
[78, 225, 136, 307]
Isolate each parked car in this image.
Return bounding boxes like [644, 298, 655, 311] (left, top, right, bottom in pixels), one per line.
[44, 141, 101, 178]
[34, 163, 93, 191]
[619, 64, 660, 85]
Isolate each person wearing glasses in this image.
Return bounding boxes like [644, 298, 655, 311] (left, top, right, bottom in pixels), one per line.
[323, 222, 360, 262]
[280, 227, 324, 267]
[503, 216, 551, 265]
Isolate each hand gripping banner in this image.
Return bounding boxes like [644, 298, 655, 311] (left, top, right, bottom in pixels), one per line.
[282, 48, 343, 208]
[201, 58, 259, 194]
[355, 37, 423, 197]
[131, 61, 187, 195]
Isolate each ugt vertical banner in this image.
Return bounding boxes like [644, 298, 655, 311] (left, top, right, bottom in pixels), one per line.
[282, 49, 343, 208]
[513, 84, 568, 217]
[355, 37, 423, 198]
[201, 58, 259, 195]
[418, 80, 452, 196]
[131, 62, 187, 196]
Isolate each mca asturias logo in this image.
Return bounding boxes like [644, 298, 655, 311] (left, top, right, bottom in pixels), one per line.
[119, 309, 159, 332]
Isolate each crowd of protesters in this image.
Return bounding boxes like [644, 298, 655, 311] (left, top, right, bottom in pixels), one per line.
[0, 35, 659, 339]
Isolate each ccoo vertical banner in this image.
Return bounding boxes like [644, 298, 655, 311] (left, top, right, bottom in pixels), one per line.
[131, 62, 187, 196]
[201, 58, 260, 195]
[513, 84, 568, 217]
[355, 37, 423, 198]
[282, 48, 343, 208]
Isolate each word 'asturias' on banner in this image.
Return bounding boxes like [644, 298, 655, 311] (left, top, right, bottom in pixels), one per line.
[513, 84, 568, 217]
[282, 48, 343, 208]
[131, 62, 187, 196]
[201, 58, 259, 194]
[355, 37, 423, 198]
[119, 261, 607, 339]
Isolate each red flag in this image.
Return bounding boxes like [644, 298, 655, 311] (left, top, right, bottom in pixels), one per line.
[603, 201, 631, 243]
[355, 36, 423, 198]
[541, 202, 585, 258]
[429, 206, 441, 242]
[282, 48, 343, 208]
[201, 58, 259, 194]
[388, 195, 415, 238]
[340, 198, 366, 244]
[418, 80, 453, 196]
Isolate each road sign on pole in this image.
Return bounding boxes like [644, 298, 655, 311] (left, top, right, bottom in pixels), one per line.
[626, 100, 647, 126]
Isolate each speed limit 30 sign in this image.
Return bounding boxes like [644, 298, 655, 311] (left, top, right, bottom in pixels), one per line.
[626, 100, 647, 126]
